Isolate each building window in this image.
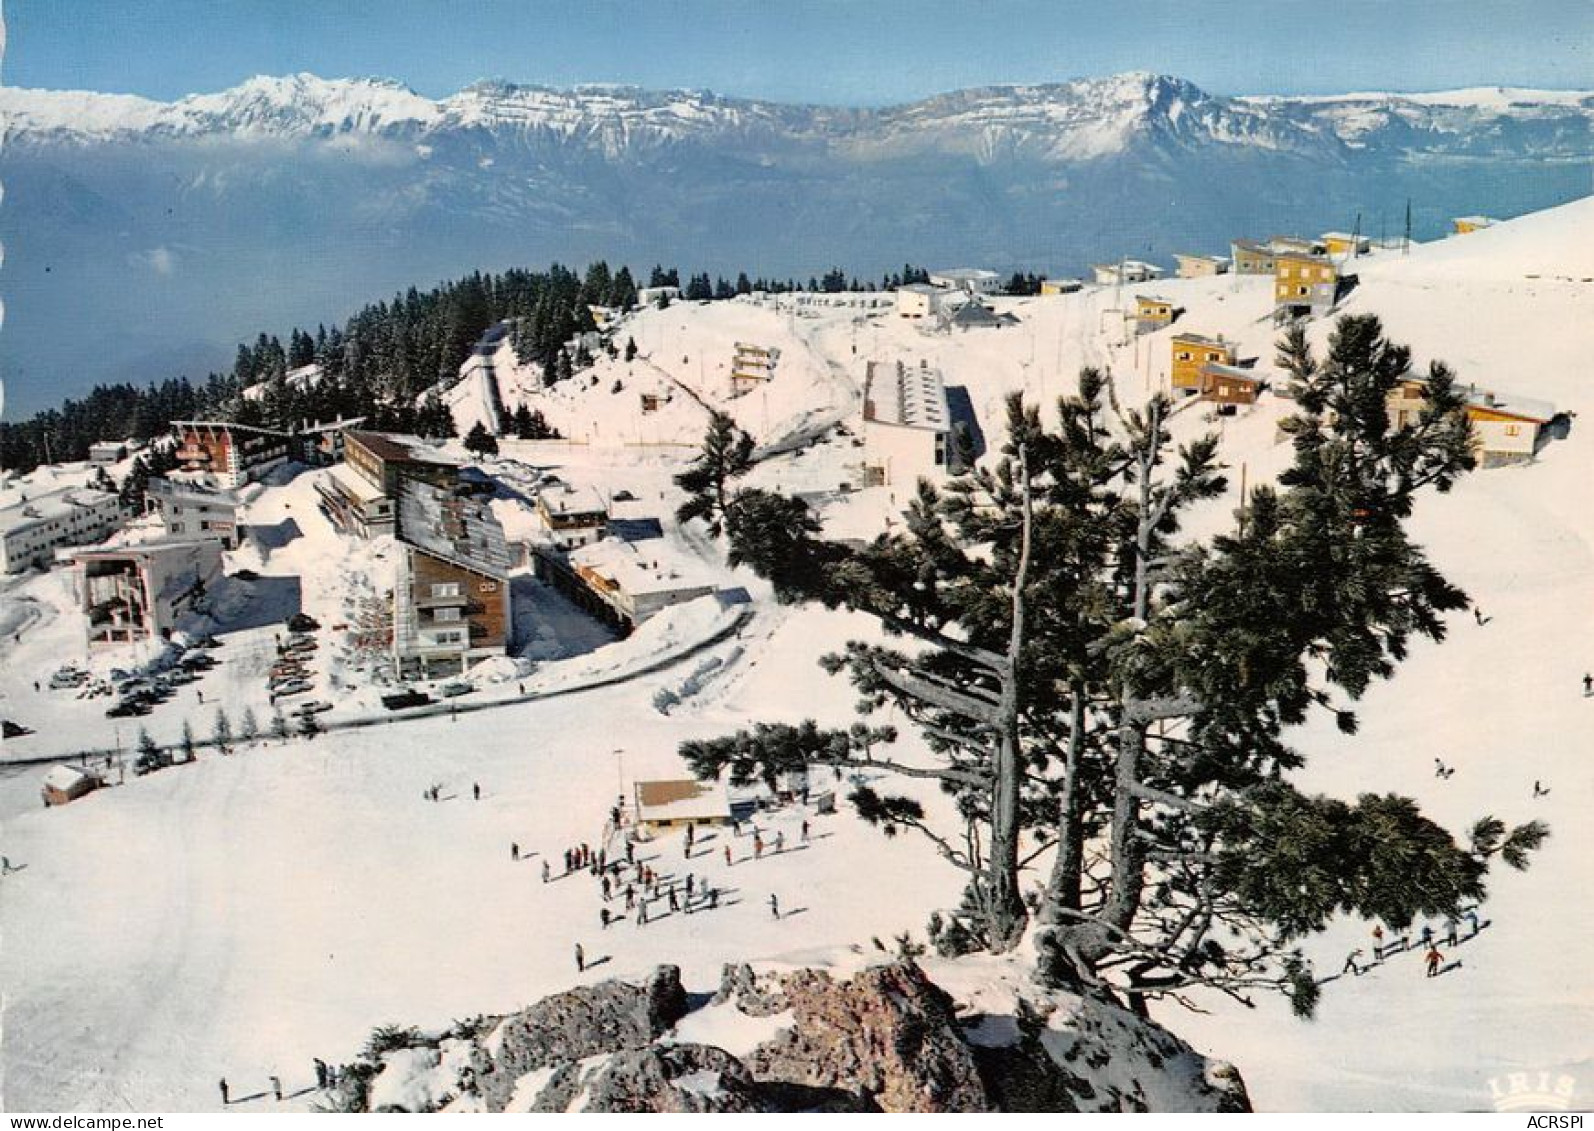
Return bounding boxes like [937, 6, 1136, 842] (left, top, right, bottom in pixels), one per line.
[435, 607, 461, 622]
[1505, 425, 1520, 436]
[431, 582, 461, 598]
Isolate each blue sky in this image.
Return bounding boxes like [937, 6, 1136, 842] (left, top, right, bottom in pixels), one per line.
[5, 0, 1592, 103]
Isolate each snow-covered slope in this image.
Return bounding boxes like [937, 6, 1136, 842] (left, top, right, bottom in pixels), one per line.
[1, 196, 1589, 1113]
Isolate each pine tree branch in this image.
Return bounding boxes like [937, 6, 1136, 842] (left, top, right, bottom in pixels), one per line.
[866, 659, 1004, 725]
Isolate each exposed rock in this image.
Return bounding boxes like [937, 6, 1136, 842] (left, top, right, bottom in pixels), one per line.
[728, 959, 993, 1113]
[528, 1044, 766, 1113]
[476, 965, 689, 1112]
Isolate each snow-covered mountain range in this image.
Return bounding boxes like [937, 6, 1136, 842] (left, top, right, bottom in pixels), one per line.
[1, 72, 1589, 412]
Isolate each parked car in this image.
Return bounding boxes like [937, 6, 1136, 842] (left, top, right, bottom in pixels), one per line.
[273, 680, 313, 698]
[381, 689, 432, 711]
[293, 700, 333, 716]
[437, 681, 474, 698]
[287, 613, 320, 633]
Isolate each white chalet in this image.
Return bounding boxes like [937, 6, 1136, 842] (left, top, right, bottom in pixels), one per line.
[861, 360, 952, 487]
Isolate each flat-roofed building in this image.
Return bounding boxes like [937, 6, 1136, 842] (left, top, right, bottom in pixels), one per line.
[1, 487, 124, 574]
[861, 360, 952, 487]
[171, 421, 294, 488]
[71, 538, 224, 645]
[146, 477, 243, 549]
[535, 484, 609, 550]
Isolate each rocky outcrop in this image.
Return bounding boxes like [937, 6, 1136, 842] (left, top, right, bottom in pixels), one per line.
[529, 1045, 766, 1113]
[353, 955, 1250, 1114]
[719, 960, 991, 1112]
[475, 965, 689, 1112]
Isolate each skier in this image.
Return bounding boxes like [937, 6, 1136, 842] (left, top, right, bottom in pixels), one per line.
[1419, 924, 1434, 948]
[724, 845, 733, 867]
[219, 1078, 230, 1105]
[1466, 909, 1480, 936]
[1445, 917, 1459, 947]
[576, 943, 585, 972]
[709, 887, 720, 909]
[1371, 925, 1385, 960]
[625, 885, 636, 910]
[602, 876, 612, 901]
[638, 900, 649, 926]
[774, 831, 784, 854]
[1342, 949, 1363, 976]
[668, 888, 679, 912]
[600, 908, 611, 930]
[314, 1059, 328, 1089]
[769, 893, 780, 920]
[1423, 945, 1443, 978]
[542, 860, 551, 883]
[1433, 757, 1448, 778]
[801, 819, 810, 843]
[1, 856, 12, 874]
[270, 1075, 282, 1102]
[1583, 672, 1593, 696]
[1533, 780, 1551, 798]
[473, 782, 481, 801]
[511, 843, 520, 862]
[754, 833, 764, 860]
[685, 875, 695, 898]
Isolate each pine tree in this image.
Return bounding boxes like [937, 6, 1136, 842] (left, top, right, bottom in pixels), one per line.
[463, 421, 499, 457]
[134, 728, 167, 775]
[297, 711, 322, 740]
[240, 706, 260, 744]
[179, 719, 197, 763]
[271, 706, 290, 741]
[675, 412, 756, 538]
[211, 708, 233, 754]
[624, 337, 638, 363]
[699, 324, 1542, 1013]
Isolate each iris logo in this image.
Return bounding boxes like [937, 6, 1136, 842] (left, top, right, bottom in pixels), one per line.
[1487, 1070, 1577, 1113]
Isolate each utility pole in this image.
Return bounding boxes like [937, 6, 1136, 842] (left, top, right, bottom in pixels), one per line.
[1404, 198, 1412, 255]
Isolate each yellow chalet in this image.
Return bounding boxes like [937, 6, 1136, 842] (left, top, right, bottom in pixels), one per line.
[1274, 252, 1341, 321]
[1134, 294, 1178, 334]
[1170, 333, 1236, 393]
[1387, 378, 1558, 468]
[1452, 216, 1497, 235]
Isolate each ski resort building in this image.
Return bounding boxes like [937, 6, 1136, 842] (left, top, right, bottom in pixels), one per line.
[1092, 260, 1162, 285]
[861, 360, 952, 487]
[895, 284, 944, 319]
[1386, 379, 1558, 468]
[391, 480, 512, 678]
[535, 484, 609, 550]
[1174, 254, 1229, 278]
[1133, 295, 1178, 334]
[1273, 252, 1343, 321]
[1321, 232, 1370, 257]
[1230, 240, 1276, 275]
[1170, 333, 1238, 394]
[730, 341, 779, 394]
[1039, 278, 1084, 295]
[315, 463, 396, 539]
[146, 478, 242, 549]
[299, 417, 366, 467]
[1, 487, 125, 574]
[942, 300, 1018, 333]
[71, 538, 225, 646]
[171, 421, 294, 489]
[88, 440, 128, 465]
[344, 430, 461, 499]
[1452, 216, 1497, 235]
[42, 764, 101, 807]
[929, 268, 1002, 294]
[549, 536, 718, 633]
[1199, 362, 1265, 409]
[632, 779, 731, 834]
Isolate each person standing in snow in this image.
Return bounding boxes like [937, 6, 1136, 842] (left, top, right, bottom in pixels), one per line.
[542, 860, 551, 883]
[769, 893, 780, 920]
[1445, 917, 1459, 947]
[801, 819, 810, 843]
[270, 1075, 282, 1102]
[1342, 949, 1363, 976]
[1583, 672, 1592, 696]
[1466, 909, 1480, 936]
[473, 782, 481, 801]
[575, 943, 585, 972]
[774, 831, 785, 854]
[724, 844, 733, 867]
[1419, 924, 1434, 948]
[602, 876, 612, 901]
[638, 900, 649, 926]
[219, 1078, 230, 1105]
[600, 908, 611, 930]
[511, 843, 519, 862]
[1423, 945, 1443, 978]
[1371, 925, 1385, 960]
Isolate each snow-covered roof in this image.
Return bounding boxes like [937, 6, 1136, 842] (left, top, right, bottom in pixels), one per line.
[1201, 361, 1263, 382]
[896, 283, 942, 296]
[397, 480, 511, 577]
[1453, 215, 1497, 227]
[1136, 294, 1174, 306]
[42, 765, 96, 792]
[348, 430, 462, 467]
[929, 268, 999, 284]
[570, 536, 717, 598]
[865, 361, 950, 433]
[71, 536, 224, 563]
[634, 779, 730, 823]
[538, 483, 608, 521]
[1, 487, 120, 533]
[1172, 331, 1230, 347]
[323, 462, 388, 503]
[1462, 385, 1556, 423]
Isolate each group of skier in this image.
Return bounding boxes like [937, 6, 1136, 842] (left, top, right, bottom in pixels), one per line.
[1343, 910, 1482, 979]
